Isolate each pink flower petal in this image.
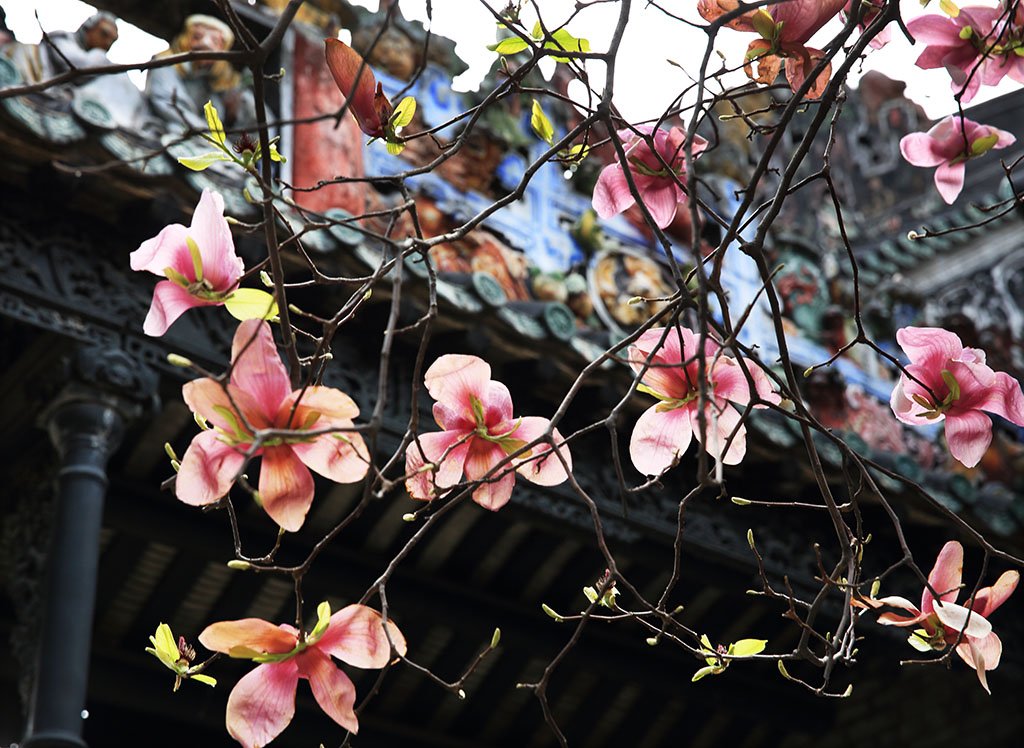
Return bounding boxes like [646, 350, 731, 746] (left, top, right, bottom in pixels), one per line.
[693, 402, 746, 465]
[317, 604, 407, 668]
[231, 320, 292, 419]
[899, 132, 956, 168]
[870, 595, 925, 627]
[259, 445, 316, 532]
[423, 355, 491, 419]
[641, 181, 681, 229]
[483, 380, 514, 429]
[225, 661, 299, 748]
[956, 631, 1003, 676]
[592, 163, 636, 220]
[934, 160, 966, 204]
[190, 189, 243, 291]
[199, 619, 297, 656]
[404, 430, 472, 500]
[629, 403, 693, 476]
[905, 15, 959, 45]
[291, 427, 369, 485]
[772, 0, 846, 45]
[963, 371, 1024, 428]
[464, 438, 516, 510]
[922, 540, 963, 615]
[130, 223, 191, 276]
[955, 638, 992, 693]
[176, 429, 246, 506]
[896, 327, 963, 372]
[944, 409, 993, 468]
[511, 416, 572, 486]
[143, 280, 209, 337]
[295, 647, 359, 733]
[972, 570, 1020, 618]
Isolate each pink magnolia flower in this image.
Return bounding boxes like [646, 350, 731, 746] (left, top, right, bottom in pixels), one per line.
[199, 602, 406, 747]
[176, 319, 369, 531]
[701, 0, 846, 98]
[405, 354, 572, 510]
[592, 126, 708, 229]
[627, 327, 779, 474]
[899, 116, 1015, 203]
[856, 541, 1019, 693]
[130, 189, 245, 336]
[906, 6, 1005, 102]
[324, 38, 394, 139]
[890, 326, 1024, 467]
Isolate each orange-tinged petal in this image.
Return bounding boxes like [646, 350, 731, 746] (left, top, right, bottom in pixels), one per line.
[259, 445, 315, 532]
[183, 378, 270, 434]
[295, 648, 358, 733]
[317, 604, 406, 668]
[225, 661, 299, 748]
[276, 386, 360, 429]
[199, 619, 297, 656]
[404, 430, 471, 501]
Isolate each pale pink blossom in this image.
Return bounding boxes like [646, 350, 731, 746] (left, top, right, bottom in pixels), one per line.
[890, 327, 1024, 467]
[855, 541, 1019, 693]
[899, 116, 1015, 203]
[842, 0, 891, 49]
[627, 327, 779, 474]
[130, 189, 245, 336]
[199, 602, 405, 747]
[592, 126, 708, 229]
[406, 354, 572, 510]
[906, 6, 1005, 102]
[176, 319, 369, 531]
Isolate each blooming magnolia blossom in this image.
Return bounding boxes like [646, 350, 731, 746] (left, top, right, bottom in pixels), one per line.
[130, 189, 244, 336]
[906, 5, 1006, 102]
[627, 327, 779, 474]
[405, 354, 572, 510]
[890, 326, 1024, 467]
[200, 602, 405, 747]
[699, 0, 846, 98]
[592, 126, 708, 229]
[899, 116, 1015, 203]
[176, 319, 369, 531]
[855, 541, 1019, 693]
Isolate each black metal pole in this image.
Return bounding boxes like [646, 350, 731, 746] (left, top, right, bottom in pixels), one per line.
[22, 400, 124, 748]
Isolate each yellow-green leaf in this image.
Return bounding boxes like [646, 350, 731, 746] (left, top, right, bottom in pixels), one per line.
[224, 288, 279, 322]
[691, 665, 717, 682]
[309, 601, 332, 642]
[547, 29, 590, 62]
[178, 151, 232, 171]
[386, 139, 406, 155]
[939, 0, 960, 17]
[728, 638, 767, 657]
[391, 96, 417, 129]
[970, 133, 999, 156]
[190, 673, 217, 687]
[487, 37, 530, 55]
[531, 99, 555, 145]
[204, 100, 226, 146]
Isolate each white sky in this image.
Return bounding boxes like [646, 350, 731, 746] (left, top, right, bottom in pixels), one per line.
[3, 0, 1021, 120]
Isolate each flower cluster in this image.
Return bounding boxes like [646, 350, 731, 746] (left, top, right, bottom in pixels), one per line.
[855, 540, 1019, 693]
